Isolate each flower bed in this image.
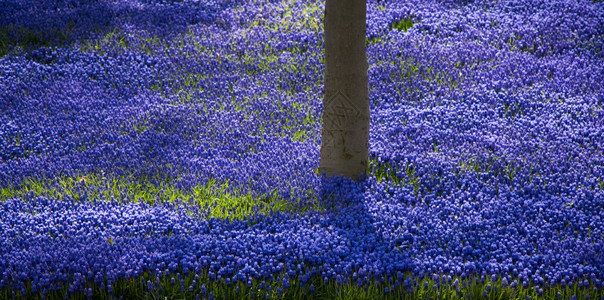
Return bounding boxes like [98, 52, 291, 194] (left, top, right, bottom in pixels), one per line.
[0, 0, 602, 299]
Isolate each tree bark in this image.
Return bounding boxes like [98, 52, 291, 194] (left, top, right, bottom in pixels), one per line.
[320, 0, 369, 180]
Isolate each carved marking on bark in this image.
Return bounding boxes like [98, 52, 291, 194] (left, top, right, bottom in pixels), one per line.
[323, 90, 360, 131]
[322, 129, 338, 158]
[322, 90, 362, 159]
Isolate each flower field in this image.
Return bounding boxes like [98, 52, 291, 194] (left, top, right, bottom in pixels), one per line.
[1, 0, 603, 299]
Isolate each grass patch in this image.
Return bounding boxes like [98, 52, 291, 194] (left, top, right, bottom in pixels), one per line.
[370, 159, 421, 197]
[0, 22, 77, 56]
[3, 269, 600, 299]
[390, 17, 415, 33]
[0, 172, 315, 221]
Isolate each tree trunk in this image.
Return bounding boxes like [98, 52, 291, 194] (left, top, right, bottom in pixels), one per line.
[319, 0, 369, 181]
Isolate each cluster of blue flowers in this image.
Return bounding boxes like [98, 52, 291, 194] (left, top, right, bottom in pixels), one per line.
[1, 0, 602, 297]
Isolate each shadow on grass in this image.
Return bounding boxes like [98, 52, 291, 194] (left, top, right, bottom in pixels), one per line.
[0, 0, 230, 56]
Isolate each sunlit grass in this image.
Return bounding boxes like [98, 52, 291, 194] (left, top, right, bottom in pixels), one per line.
[2, 169, 600, 299]
[0, 172, 319, 221]
[390, 17, 415, 33]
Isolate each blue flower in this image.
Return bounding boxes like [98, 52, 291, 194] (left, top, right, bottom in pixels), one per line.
[0, 0, 602, 296]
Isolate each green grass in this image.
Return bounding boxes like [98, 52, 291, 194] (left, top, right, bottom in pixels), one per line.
[5, 173, 600, 299]
[0, 22, 77, 57]
[390, 17, 415, 33]
[1, 170, 601, 300]
[0, 172, 319, 221]
[3, 265, 601, 299]
[370, 159, 421, 197]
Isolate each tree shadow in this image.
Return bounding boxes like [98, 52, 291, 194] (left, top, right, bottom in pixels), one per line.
[305, 174, 414, 287]
[0, 0, 231, 56]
